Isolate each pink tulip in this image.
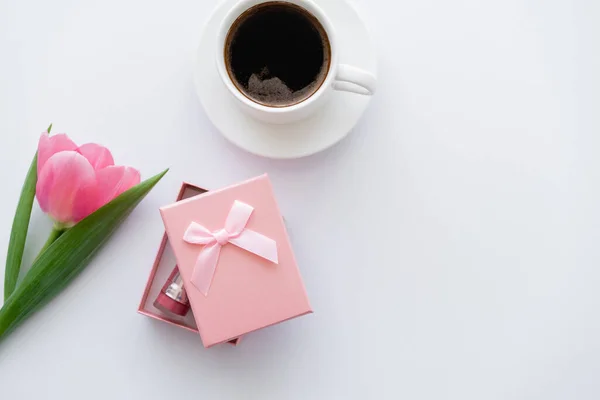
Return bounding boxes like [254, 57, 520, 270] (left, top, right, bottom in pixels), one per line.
[36, 132, 140, 227]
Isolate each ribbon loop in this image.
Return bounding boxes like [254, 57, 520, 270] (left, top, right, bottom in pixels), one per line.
[183, 200, 278, 296]
[225, 200, 254, 236]
[182, 222, 214, 244]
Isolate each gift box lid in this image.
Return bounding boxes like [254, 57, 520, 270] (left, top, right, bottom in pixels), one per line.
[159, 174, 312, 347]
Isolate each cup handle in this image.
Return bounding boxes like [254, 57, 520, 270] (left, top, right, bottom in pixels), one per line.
[332, 64, 376, 95]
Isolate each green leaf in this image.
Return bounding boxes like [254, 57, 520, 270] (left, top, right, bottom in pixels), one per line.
[3, 154, 37, 301]
[0, 168, 168, 341]
[4, 124, 51, 301]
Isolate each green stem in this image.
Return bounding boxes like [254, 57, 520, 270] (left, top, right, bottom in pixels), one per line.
[34, 226, 65, 263]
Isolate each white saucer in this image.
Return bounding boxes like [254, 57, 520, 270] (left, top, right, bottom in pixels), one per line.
[194, 0, 377, 159]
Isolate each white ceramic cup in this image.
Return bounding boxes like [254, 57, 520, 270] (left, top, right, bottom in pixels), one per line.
[215, 0, 377, 124]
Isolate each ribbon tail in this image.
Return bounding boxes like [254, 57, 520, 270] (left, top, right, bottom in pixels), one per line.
[190, 243, 222, 296]
[230, 229, 278, 264]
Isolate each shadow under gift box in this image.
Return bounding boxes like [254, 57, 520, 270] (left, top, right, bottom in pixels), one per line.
[138, 175, 312, 347]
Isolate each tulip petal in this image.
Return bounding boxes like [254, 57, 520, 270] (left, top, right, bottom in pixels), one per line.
[95, 166, 141, 207]
[36, 151, 97, 225]
[77, 143, 115, 171]
[37, 133, 78, 175]
[70, 181, 102, 223]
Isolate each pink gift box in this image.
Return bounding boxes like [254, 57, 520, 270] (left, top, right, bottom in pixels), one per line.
[139, 175, 312, 347]
[137, 183, 207, 334]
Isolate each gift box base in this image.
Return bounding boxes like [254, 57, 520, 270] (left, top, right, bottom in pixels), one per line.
[137, 182, 239, 345]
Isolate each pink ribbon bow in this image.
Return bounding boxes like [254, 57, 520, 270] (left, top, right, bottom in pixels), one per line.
[183, 200, 278, 296]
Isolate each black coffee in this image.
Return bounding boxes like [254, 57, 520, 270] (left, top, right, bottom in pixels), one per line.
[224, 2, 331, 107]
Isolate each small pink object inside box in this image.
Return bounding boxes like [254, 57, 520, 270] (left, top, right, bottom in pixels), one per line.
[138, 175, 312, 347]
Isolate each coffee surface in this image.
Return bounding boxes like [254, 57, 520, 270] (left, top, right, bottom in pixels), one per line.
[225, 2, 330, 107]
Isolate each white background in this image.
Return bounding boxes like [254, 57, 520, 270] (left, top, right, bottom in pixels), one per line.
[0, 0, 599, 398]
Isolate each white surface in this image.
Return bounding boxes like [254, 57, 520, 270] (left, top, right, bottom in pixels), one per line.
[0, 0, 599, 399]
[196, 0, 376, 158]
